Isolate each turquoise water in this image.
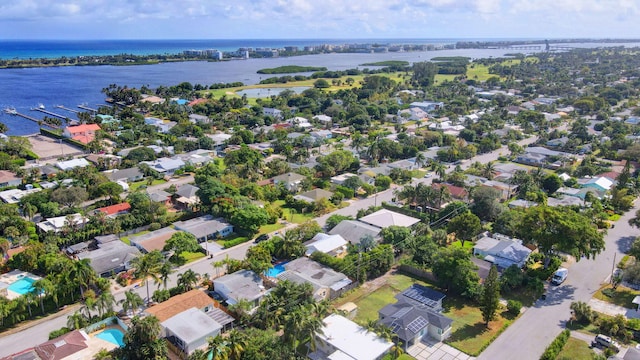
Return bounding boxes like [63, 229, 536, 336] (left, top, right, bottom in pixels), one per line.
[265, 262, 289, 277]
[96, 328, 125, 347]
[8, 277, 36, 295]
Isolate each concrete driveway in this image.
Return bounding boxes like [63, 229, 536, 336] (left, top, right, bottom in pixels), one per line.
[408, 338, 475, 360]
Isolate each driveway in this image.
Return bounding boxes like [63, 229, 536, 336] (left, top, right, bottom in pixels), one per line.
[408, 338, 475, 360]
[478, 201, 640, 360]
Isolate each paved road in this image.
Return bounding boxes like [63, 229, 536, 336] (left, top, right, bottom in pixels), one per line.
[478, 201, 640, 360]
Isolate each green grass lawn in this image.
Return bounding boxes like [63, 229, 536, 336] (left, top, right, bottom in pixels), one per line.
[556, 337, 596, 359]
[129, 179, 167, 191]
[450, 240, 474, 250]
[272, 200, 315, 224]
[181, 251, 206, 263]
[121, 230, 151, 245]
[594, 284, 640, 309]
[259, 222, 286, 234]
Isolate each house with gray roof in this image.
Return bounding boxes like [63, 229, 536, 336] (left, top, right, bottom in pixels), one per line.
[277, 257, 352, 301]
[162, 308, 222, 355]
[329, 220, 382, 246]
[141, 157, 185, 175]
[173, 215, 233, 242]
[129, 227, 177, 253]
[104, 167, 144, 183]
[273, 172, 306, 192]
[473, 233, 532, 269]
[77, 239, 140, 277]
[379, 301, 453, 346]
[147, 190, 172, 205]
[213, 269, 266, 308]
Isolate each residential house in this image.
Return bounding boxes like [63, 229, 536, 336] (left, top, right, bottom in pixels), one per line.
[379, 300, 453, 347]
[56, 158, 91, 171]
[388, 159, 417, 171]
[547, 195, 585, 207]
[277, 258, 352, 301]
[273, 172, 306, 192]
[129, 227, 178, 253]
[313, 114, 332, 126]
[309, 314, 393, 360]
[473, 233, 532, 269]
[207, 133, 232, 153]
[188, 114, 210, 124]
[0, 188, 41, 204]
[263, 107, 283, 119]
[145, 290, 234, 355]
[147, 190, 172, 206]
[178, 150, 213, 167]
[546, 137, 569, 147]
[96, 202, 131, 218]
[397, 107, 429, 122]
[141, 157, 185, 176]
[62, 123, 101, 144]
[329, 220, 382, 246]
[294, 188, 334, 203]
[86, 154, 121, 169]
[173, 184, 200, 209]
[0, 171, 21, 187]
[286, 116, 312, 129]
[557, 186, 606, 200]
[515, 147, 569, 168]
[104, 167, 144, 183]
[310, 129, 332, 140]
[37, 213, 87, 233]
[145, 117, 176, 133]
[29, 330, 90, 360]
[77, 238, 140, 277]
[359, 209, 421, 229]
[330, 172, 359, 186]
[409, 101, 444, 113]
[305, 233, 348, 257]
[173, 215, 234, 242]
[213, 269, 266, 308]
[580, 176, 615, 192]
[481, 180, 516, 200]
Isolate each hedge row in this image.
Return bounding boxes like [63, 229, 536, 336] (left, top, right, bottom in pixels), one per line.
[540, 329, 570, 360]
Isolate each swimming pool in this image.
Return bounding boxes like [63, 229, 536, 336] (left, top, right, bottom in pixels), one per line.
[95, 328, 125, 347]
[264, 261, 289, 278]
[8, 277, 36, 295]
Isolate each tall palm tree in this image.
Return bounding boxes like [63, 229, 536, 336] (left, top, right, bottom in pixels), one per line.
[120, 290, 144, 316]
[212, 260, 226, 279]
[227, 330, 247, 360]
[482, 161, 497, 180]
[96, 291, 116, 317]
[178, 269, 199, 292]
[157, 262, 174, 290]
[31, 279, 48, 314]
[432, 161, 447, 181]
[67, 310, 88, 330]
[414, 152, 427, 169]
[130, 251, 162, 305]
[71, 258, 96, 298]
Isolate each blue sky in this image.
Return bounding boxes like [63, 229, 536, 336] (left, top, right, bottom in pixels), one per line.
[1, 0, 639, 40]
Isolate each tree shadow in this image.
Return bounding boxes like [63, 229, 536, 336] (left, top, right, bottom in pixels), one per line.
[616, 235, 636, 254]
[534, 284, 576, 307]
[446, 322, 489, 343]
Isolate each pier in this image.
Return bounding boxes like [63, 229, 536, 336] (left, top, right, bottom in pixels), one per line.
[9, 111, 58, 129]
[77, 104, 97, 112]
[31, 107, 73, 120]
[55, 105, 80, 114]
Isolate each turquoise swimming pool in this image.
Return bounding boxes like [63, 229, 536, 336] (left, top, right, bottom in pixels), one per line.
[95, 328, 125, 347]
[8, 277, 36, 295]
[264, 261, 289, 277]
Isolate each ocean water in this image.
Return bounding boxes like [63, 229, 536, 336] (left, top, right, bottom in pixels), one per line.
[1, 39, 639, 136]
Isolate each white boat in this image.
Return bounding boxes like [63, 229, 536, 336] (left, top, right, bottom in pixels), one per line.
[38, 103, 45, 109]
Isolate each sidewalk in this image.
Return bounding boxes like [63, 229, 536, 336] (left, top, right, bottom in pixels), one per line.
[0, 303, 82, 336]
[589, 298, 640, 319]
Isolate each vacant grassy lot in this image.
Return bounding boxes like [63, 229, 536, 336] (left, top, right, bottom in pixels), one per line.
[335, 272, 514, 356]
[129, 178, 166, 191]
[273, 200, 315, 224]
[556, 337, 597, 359]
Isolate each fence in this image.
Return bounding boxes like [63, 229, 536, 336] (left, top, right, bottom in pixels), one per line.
[330, 280, 360, 300]
[83, 316, 129, 333]
[397, 264, 437, 283]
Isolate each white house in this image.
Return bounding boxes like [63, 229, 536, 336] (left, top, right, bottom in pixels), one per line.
[309, 314, 393, 360]
[473, 233, 532, 269]
[37, 213, 87, 233]
[213, 270, 266, 309]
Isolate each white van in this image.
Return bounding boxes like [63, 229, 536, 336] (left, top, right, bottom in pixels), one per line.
[551, 268, 568, 285]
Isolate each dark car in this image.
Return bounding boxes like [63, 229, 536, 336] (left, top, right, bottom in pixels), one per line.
[254, 234, 269, 243]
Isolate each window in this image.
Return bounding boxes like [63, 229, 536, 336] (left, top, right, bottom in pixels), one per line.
[438, 328, 442, 334]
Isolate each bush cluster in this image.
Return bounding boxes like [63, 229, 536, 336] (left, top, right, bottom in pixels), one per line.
[540, 330, 570, 360]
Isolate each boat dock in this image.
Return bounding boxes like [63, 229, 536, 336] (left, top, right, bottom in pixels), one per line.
[55, 105, 80, 114]
[31, 107, 72, 120]
[9, 111, 58, 129]
[77, 104, 97, 112]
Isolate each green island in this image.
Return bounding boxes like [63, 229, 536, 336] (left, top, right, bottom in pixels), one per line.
[2, 46, 640, 360]
[360, 60, 410, 67]
[257, 65, 328, 74]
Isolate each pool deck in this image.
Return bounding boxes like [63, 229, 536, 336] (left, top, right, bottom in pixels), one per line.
[0, 270, 42, 300]
[82, 325, 124, 355]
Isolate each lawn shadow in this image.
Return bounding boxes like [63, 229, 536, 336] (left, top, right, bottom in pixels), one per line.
[500, 309, 518, 321]
[446, 321, 490, 343]
[442, 294, 467, 312]
[536, 284, 576, 307]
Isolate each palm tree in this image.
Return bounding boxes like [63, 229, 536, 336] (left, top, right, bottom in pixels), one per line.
[130, 251, 162, 305]
[67, 310, 87, 330]
[212, 260, 226, 279]
[432, 161, 447, 181]
[96, 291, 116, 317]
[31, 279, 48, 314]
[157, 262, 174, 290]
[482, 161, 497, 180]
[206, 335, 230, 360]
[120, 290, 144, 316]
[414, 152, 427, 169]
[227, 329, 247, 360]
[177, 269, 199, 292]
[71, 258, 96, 298]
[0, 237, 9, 261]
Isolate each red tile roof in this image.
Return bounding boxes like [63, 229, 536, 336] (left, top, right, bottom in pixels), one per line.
[72, 134, 95, 144]
[433, 183, 468, 199]
[34, 330, 89, 360]
[66, 123, 101, 134]
[97, 202, 131, 216]
[188, 98, 208, 106]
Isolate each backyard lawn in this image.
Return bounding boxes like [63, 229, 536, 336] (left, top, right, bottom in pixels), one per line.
[273, 200, 315, 224]
[129, 178, 167, 191]
[556, 337, 596, 359]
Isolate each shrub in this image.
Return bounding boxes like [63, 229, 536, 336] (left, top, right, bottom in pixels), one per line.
[540, 329, 570, 360]
[152, 289, 170, 303]
[506, 300, 522, 316]
[148, 222, 162, 231]
[49, 327, 71, 340]
[570, 301, 594, 324]
[223, 237, 251, 248]
[116, 272, 131, 287]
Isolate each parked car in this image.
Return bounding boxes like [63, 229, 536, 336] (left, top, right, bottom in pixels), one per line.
[254, 234, 269, 243]
[424, 173, 433, 178]
[551, 268, 568, 285]
[592, 334, 620, 352]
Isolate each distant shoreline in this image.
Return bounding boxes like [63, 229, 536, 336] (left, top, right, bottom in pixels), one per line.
[2, 38, 640, 70]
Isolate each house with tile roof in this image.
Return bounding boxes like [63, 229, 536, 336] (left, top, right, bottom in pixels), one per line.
[359, 209, 421, 229]
[129, 227, 177, 253]
[0, 170, 21, 188]
[96, 202, 131, 217]
[63, 123, 101, 145]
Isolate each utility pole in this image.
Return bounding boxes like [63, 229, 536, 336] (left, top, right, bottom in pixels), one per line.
[610, 253, 617, 285]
